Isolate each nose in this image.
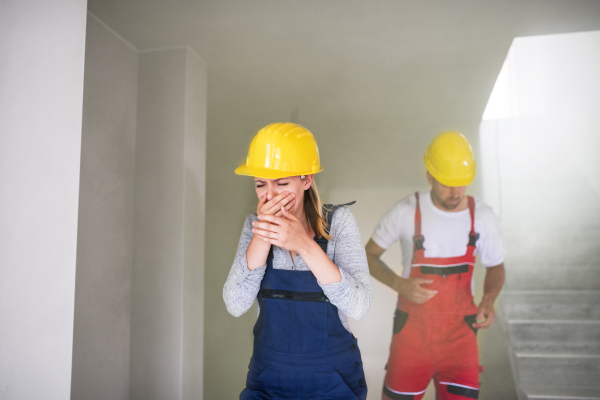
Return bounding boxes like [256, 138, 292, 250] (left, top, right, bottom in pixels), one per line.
[266, 182, 277, 199]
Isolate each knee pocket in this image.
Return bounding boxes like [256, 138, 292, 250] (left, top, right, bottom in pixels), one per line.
[393, 310, 409, 335]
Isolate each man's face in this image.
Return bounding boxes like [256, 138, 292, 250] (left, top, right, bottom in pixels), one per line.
[427, 171, 466, 211]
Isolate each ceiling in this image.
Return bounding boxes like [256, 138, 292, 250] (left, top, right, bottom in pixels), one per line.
[88, 0, 600, 189]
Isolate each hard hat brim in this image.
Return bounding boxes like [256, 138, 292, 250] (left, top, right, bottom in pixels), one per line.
[425, 159, 476, 187]
[235, 164, 324, 180]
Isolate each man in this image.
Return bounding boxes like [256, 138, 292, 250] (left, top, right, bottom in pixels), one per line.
[366, 132, 506, 400]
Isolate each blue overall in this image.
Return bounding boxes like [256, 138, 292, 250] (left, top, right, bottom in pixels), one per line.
[240, 205, 368, 400]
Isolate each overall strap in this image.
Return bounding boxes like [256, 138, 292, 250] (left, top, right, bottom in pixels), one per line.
[467, 196, 475, 232]
[467, 196, 480, 247]
[413, 192, 425, 251]
[267, 245, 274, 260]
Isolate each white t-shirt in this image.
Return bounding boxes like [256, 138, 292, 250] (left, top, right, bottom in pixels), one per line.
[372, 191, 505, 279]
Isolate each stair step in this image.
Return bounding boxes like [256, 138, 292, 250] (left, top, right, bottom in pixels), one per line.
[522, 386, 600, 399]
[508, 320, 600, 353]
[504, 265, 600, 290]
[514, 353, 600, 389]
[502, 227, 600, 399]
[502, 291, 600, 320]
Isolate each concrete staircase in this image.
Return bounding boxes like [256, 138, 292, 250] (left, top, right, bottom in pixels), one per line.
[500, 227, 600, 400]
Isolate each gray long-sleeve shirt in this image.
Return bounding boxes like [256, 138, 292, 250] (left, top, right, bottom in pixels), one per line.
[223, 206, 372, 332]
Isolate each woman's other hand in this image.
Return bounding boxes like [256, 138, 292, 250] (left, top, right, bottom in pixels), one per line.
[246, 191, 295, 271]
[252, 207, 312, 253]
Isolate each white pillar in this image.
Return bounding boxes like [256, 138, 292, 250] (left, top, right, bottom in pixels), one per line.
[0, 0, 88, 399]
[70, 14, 138, 400]
[182, 50, 207, 400]
[131, 47, 206, 400]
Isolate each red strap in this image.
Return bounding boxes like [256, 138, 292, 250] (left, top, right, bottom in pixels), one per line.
[414, 192, 421, 237]
[467, 196, 475, 234]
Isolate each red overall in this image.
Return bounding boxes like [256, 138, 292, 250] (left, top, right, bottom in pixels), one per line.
[382, 192, 481, 400]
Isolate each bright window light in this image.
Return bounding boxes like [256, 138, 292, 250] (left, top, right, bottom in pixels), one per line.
[482, 49, 518, 120]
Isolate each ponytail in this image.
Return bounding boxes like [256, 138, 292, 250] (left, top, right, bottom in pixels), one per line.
[303, 179, 331, 240]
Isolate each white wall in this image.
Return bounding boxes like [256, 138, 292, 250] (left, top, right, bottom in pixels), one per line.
[71, 14, 138, 400]
[0, 0, 88, 399]
[131, 47, 206, 400]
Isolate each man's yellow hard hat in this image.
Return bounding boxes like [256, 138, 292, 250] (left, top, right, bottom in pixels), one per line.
[235, 122, 324, 179]
[424, 131, 476, 187]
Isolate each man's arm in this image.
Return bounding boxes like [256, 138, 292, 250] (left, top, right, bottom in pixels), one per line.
[365, 239, 402, 291]
[365, 239, 437, 303]
[473, 263, 506, 329]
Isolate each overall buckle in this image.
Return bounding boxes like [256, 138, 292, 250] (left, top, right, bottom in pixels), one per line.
[413, 235, 425, 251]
[468, 232, 480, 247]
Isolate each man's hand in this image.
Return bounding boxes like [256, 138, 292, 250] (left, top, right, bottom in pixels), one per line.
[366, 239, 437, 301]
[397, 278, 438, 304]
[472, 300, 497, 329]
[473, 263, 505, 329]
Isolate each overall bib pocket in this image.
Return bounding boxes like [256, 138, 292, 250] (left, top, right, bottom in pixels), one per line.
[256, 294, 328, 353]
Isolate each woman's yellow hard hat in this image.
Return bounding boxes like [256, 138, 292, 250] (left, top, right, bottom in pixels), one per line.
[424, 131, 476, 187]
[235, 123, 324, 179]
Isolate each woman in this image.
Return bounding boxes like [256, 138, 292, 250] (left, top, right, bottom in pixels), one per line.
[223, 122, 372, 400]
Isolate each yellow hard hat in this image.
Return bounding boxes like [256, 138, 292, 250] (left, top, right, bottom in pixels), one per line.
[424, 131, 476, 187]
[235, 122, 324, 179]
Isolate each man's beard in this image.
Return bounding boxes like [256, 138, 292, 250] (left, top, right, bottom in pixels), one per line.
[439, 197, 461, 210]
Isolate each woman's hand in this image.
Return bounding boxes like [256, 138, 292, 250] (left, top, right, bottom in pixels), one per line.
[245, 192, 295, 272]
[252, 207, 312, 252]
[257, 191, 295, 217]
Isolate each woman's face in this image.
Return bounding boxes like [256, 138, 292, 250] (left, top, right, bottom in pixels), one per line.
[254, 175, 313, 215]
